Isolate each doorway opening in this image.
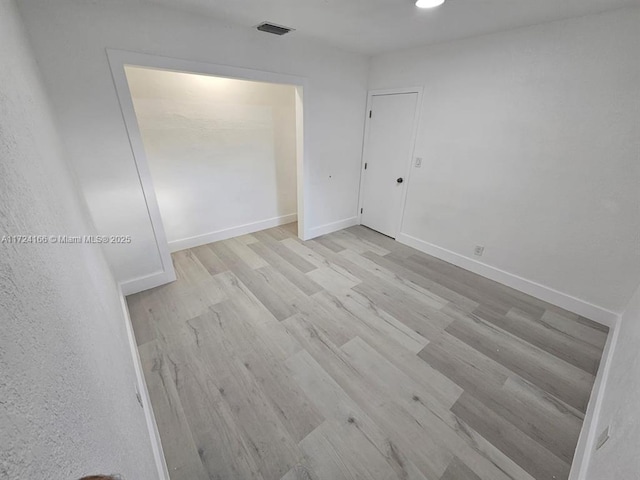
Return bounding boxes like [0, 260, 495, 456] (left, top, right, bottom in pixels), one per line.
[125, 66, 299, 252]
[108, 51, 307, 289]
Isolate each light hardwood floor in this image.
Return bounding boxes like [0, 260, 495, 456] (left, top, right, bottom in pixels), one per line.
[127, 223, 608, 480]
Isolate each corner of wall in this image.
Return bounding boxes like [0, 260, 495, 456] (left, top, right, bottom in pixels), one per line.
[306, 216, 359, 240]
[568, 313, 622, 480]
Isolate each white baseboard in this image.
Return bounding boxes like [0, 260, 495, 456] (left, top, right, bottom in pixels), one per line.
[168, 213, 298, 253]
[306, 216, 359, 240]
[120, 269, 177, 296]
[568, 316, 621, 480]
[395, 232, 622, 480]
[396, 233, 619, 326]
[118, 291, 170, 480]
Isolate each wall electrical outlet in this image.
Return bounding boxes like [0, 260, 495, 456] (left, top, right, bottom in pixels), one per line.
[474, 245, 485, 257]
[596, 426, 610, 451]
[415, 157, 423, 168]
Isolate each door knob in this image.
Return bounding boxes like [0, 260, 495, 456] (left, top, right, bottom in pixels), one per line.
[396, 177, 404, 184]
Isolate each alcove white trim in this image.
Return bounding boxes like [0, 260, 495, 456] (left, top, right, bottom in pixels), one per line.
[107, 49, 309, 293]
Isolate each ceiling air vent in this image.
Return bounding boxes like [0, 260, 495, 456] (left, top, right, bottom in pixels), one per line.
[256, 22, 294, 36]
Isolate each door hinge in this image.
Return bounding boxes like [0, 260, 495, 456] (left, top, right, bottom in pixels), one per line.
[364, 162, 367, 170]
[360, 208, 363, 214]
[369, 110, 372, 118]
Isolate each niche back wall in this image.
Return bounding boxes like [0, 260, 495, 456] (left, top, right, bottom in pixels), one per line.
[126, 67, 298, 251]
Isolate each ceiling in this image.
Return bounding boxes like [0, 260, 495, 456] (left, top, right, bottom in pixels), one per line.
[146, 0, 639, 55]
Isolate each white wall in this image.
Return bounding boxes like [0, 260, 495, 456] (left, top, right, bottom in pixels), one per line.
[586, 282, 640, 479]
[0, 1, 157, 478]
[369, 7, 640, 314]
[16, 0, 368, 289]
[125, 67, 298, 250]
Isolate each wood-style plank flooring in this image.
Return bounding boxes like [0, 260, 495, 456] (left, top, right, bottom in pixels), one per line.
[127, 223, 608, 480]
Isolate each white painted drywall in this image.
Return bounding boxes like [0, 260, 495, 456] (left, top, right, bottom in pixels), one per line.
[16, 0, 368, 289]
[585, 282, 640, 479]
[369, 7, 640, 313]
[0, 1, 157, 478]
[125, 67, 297, 250]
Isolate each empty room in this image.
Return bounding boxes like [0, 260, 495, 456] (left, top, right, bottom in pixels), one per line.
[1, 0, 639, 480]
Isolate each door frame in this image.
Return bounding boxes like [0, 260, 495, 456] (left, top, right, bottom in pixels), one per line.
[357, 87, 424, 239]
[106, 49, 309, 294]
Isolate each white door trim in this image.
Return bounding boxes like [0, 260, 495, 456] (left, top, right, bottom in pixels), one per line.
[106, 49, 310, 293]
[357, 87, 424, 238]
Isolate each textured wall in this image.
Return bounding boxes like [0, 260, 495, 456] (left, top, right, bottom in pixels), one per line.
[126, 67, 297, 248]
[0, 1, 157, 478]
[586, 284, 640, 479]
[369, 7, 640, 313]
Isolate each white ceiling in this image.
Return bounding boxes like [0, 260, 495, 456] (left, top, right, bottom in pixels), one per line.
[147, 0, 639, 55]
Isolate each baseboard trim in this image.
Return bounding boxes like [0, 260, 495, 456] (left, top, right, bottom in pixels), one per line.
[568, 315, 621, 479]
[118, 290, 170, 480]
[396, 233, 619, 326]
[120, 270, 177, 296]
[168, 213, 298, 253]
[307, 216, 359, 240]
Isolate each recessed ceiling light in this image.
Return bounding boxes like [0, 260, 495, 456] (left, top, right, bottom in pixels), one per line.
[416, 0, 445, 8]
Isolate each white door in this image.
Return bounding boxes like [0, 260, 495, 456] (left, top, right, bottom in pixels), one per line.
[360, 92, 418, 238]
